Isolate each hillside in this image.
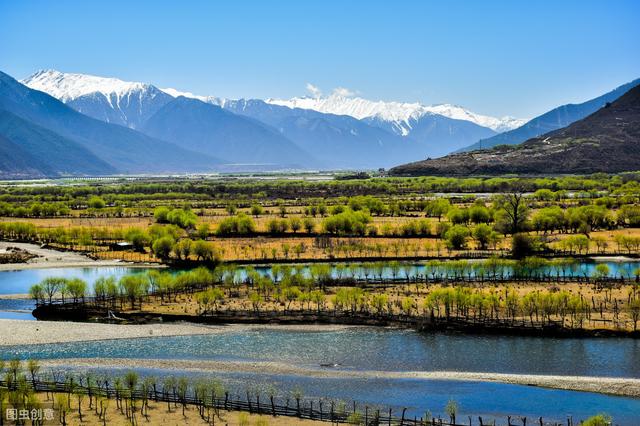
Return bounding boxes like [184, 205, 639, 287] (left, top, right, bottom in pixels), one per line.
[140, 97, 316, 168]
[390, 84, 640, 176]
[0, 71, 220, 174]
[0, 109, 116, 178]
[458, 78, 640, 152]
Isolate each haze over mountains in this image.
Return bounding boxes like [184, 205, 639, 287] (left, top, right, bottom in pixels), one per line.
[0, 68, 637, 178]
[0, 71, 217, 178]
[19, 70, 523, 170]
[390, 83, 640, 176]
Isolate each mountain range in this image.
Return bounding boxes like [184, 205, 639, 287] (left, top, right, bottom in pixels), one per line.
[20, 70, 523, 169]
[1, 68, 638, 178]
[389, 83, 640, 176]
[0, 71, 218, 178]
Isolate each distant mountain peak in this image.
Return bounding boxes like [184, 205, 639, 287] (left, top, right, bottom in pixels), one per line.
[161, 87, 225, 105]
[21, 69, 172, 129]
[265, 93, 526, 133]
[21, 69, 157, 102]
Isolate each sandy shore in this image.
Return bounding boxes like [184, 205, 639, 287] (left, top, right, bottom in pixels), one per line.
[0, 320, 355, 345]
[0, 241, 162, 271]
[38, 357, 640, 398]
[0, 319, 230, 345]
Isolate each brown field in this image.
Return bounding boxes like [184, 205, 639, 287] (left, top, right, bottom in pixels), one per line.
[13, 392, 322, 426]
[129, 280, 638, 332]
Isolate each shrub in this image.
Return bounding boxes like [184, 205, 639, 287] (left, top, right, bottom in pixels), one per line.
[322, 209, 371, 236]
[445, 225, 470, 250]
[216, 213, 256, 235]
[152, 236, 175, 260]
[582, 414, 612, 426]
[512, 233, 537, 258]
[266, 218, 289, 234]
[87, 196, 106, 209]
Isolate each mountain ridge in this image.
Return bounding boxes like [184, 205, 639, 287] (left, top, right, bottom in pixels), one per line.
[0, 70, 220, 174]
[23, 70, 503, 167]
[389, 84, 640, 176]
[458, 78, 640, 152]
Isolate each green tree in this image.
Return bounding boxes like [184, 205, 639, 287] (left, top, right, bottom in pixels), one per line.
[445, 399, 459, 424]
[88, 196, 106, 209]
[494, 191, 530, 234]
[473, 224, 494, 250]
[445, 225, 471, 250]
[582, 413, 612, 426]
[250, 204, 264, 217]
[40, 277, 67, 303]
[66, 278, 87, 303]
[152, 236, 175, 261]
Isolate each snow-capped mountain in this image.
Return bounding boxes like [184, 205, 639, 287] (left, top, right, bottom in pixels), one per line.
[165, 89, 497, 160]
[22, 70, 173, 129]
[19, 69, 514, 167]
[266, 94, 526, 135]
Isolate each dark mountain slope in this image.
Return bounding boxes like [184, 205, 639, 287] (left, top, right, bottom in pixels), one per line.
[0, 134, 49, 178]
[0, 71, 220, 174]
[390, 84, 640, 176]
[141, 97, 316, 168]
[0, 109, 115, 178]
[459, 78, 640, 152]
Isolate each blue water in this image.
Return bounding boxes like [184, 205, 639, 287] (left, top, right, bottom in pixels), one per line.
[1, 266, 639, 422]
[0, 266, 151, 295]
[1, 260, 638, 298]
[3, 328, 638, 377]
[0, 266, 153, 319]
[248, 260, 640, 281]
[1, 328, 638, 424]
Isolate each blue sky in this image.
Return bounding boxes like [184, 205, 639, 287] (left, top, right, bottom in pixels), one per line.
[1, 0, 639, 118]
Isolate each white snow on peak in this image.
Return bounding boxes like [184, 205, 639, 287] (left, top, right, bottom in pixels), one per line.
[160, 87, 224, 105]
[21, 70, 156, 102]
[21, 70, 527, 134]
[422, 104, 527, 133]
[266, 91, 526, 132]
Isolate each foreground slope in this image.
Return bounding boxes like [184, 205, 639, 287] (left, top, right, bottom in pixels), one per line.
[0, 71, 219, 174]
[459, 78, 640, 152]
[390, 84, 640, 176]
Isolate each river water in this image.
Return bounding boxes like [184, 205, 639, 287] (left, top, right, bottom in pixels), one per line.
[0, 266, 638, 423]
[0, 327, 638, 424]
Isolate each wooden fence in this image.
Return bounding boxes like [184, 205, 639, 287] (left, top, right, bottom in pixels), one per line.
[0, 378, 570, 426]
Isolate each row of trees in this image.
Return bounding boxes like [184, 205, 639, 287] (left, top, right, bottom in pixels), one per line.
[32, 256, 640, 309]
[33, 275, 640, 330]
